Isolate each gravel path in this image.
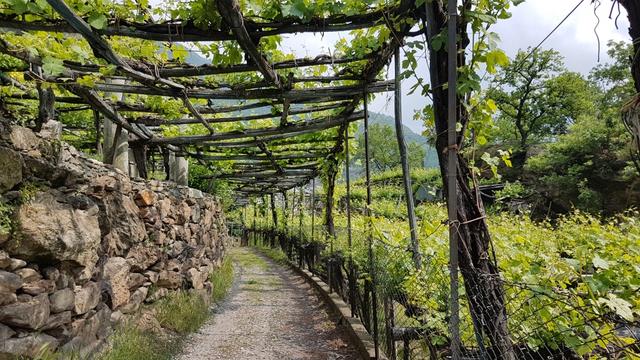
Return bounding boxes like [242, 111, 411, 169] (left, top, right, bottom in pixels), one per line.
[175, 247, 361, 360]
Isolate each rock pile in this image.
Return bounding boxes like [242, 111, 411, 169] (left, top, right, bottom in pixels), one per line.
[0, 123, 227, 358]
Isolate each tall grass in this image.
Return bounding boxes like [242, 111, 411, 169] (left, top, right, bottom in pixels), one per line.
[155, 291, 210, 334]
[99, 325, 172, 360]
[210, 257, 234, 302]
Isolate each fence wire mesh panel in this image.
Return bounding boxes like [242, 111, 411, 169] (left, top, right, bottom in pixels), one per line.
[243, 198, 640, 360]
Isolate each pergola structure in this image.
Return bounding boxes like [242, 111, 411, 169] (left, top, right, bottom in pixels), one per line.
[0, 0, 420, 197]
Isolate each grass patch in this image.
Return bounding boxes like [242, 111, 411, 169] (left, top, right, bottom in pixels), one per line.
[231, 248, 269, 269]
[98, 325, 173, 360]
[257, 246, 289, 265]
[155, 291, 210, 334]
[210, 257, 234, 302]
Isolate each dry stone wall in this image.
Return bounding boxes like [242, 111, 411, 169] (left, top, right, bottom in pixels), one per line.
[0, 123, 228, 358]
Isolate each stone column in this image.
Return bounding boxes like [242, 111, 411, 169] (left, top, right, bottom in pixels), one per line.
[128, 149, 139, 178]
[171, 154, 189, 186]
[102, 78, 129, 175]
[168, 151, 176, 181]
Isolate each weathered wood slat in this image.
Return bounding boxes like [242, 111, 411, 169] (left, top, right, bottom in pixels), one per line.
[91, 80, 393, 100]
[148, 111, 363, 145]
[0, 6, 397, 42]
[216, 0, 281, 88]
[130, 102, 349, 126]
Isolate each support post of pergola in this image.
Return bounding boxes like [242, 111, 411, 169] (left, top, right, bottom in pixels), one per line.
[103, 78, 129, 175]
[171, 153, 189, 186]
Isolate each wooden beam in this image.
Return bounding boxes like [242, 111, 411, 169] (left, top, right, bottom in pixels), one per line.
[130, 101, 349, 126]
[0, 6, 400, 42]
[216, 0, 281, 88]
[157, 53, 373, 77]
[91, 80, 394, 100]
[148, 111, 363, 145]
[64, 84, 149, 140]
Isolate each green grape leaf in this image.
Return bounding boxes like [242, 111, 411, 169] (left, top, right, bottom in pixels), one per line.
[88, 13, 108, 30]
[42, 56, 65, 76]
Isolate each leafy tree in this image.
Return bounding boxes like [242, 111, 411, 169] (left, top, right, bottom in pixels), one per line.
[487, 48, 594, 174]
[526, 42, 639, 215]
[353, 123, 425, 173]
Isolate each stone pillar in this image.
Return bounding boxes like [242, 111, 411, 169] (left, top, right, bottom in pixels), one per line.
[168, 151, 176, 181]
[171, 154, 189, 186]
[102, 78, 129, 175]
[128, 149, 139, 178]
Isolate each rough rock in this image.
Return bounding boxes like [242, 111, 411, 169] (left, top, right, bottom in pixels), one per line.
[0, 293, 50, 329]
[102, 257, 130, 309]
[186, 268, 205, 290]
[6, 191, 100, 272]
[0, 333, 59, 358]
[49, 288, 74, 313]
[0, 292, 16, 306]
[74, 282, 100, 315]
[0, 147, 22, 192]
[135, 189, 156, 207]
[63, 306, 111, 354]
[0, 270, 22, 292]
[120, 287, 147, 314]
[145, 287, 169, 303]
[42, 310, 72, 330]
[144, 270, 159, 284]
[0, 251, 10, 269]
[0, 323, 15, 340]
[22, 279, 56, 295]
[100, 194, 147, 254]
[42, 267, 60, 282]
[126, 245, 160, 272]
[14, 268, 41, 283]
[7, 258, 26, 271]
[8, 125, 40, 151]
[156, 270, 182, 289]
[127, 273, 146, 290]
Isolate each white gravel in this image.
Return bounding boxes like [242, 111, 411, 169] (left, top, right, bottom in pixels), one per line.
[175, 248, 361, 360]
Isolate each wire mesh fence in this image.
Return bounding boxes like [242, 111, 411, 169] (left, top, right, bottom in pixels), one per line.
[239, 205, 640, 360]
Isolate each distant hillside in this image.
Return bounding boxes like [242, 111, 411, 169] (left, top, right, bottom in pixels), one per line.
[358, 112, 439, 169]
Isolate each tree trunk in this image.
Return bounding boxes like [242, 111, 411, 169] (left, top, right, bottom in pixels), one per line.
[423, 2, 514, 358]
[324, 157, 338, 238]
[620, 0, 640, 93]
[36, 81, 55, 132]
[270, 193, 278, 229]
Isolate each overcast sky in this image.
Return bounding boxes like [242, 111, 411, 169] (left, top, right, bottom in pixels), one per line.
[280, 0, 631, 134]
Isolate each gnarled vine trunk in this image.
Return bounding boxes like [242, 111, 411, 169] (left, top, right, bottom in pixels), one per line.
[422, 2, 514, 358]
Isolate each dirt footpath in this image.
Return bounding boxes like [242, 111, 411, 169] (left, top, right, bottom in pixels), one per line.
[175, 247, 361, 360]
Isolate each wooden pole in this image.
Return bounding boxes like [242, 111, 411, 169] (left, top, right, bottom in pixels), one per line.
[394, 46, 422, 269]
[447, 0, 461, 358]
[345, 123, 356, 316]
[364, 91, 379, 359]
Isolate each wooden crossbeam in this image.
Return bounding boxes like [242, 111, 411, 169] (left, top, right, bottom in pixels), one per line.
[91, 80, 394, 100]
[216, 0, 281, 88]
[0, 6, 398, 42]
[130, 101, 349, 126]
[148, 111, 363, 145]
[210, 168, 314, 179]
